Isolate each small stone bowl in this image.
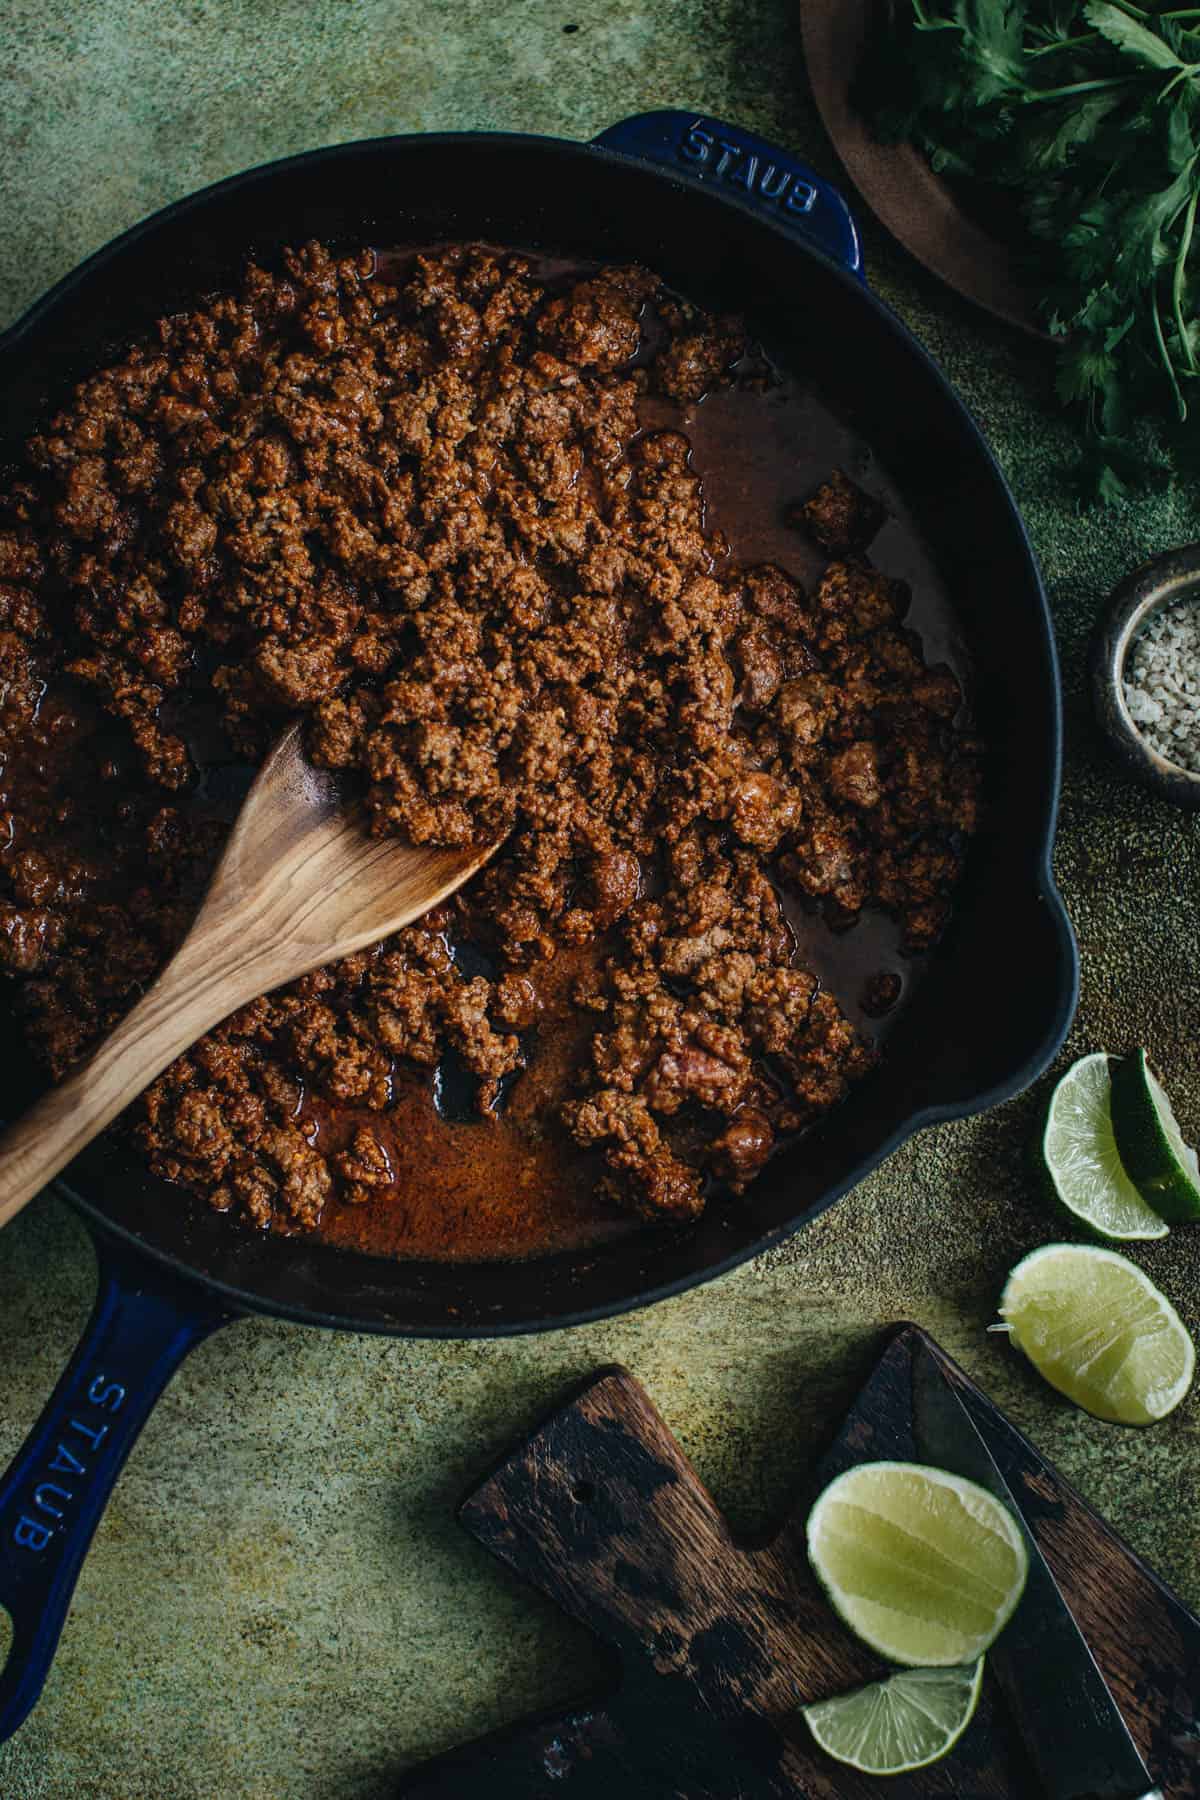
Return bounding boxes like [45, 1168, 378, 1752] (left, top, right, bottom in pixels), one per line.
[1090, 543, 1200, 811]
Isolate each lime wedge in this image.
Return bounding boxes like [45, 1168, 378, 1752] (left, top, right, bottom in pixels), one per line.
[804, 1658, 984, 1775]
[1111, 1048, 1200, 1223]
[1040, 1052, 1167, 1241]
[805, 1462, 1028, 1667]
[1000, 1243, 1195, 1425]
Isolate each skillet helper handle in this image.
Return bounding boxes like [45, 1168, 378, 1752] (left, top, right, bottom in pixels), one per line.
[592, 109, 864, 279]
[0, 1240, 229, 1741]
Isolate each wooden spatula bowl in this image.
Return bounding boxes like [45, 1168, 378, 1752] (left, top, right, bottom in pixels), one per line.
[0, 723, 496, 1231]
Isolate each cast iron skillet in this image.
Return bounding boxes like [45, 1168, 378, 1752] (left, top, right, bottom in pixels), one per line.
[0, 111, 1078, 1738]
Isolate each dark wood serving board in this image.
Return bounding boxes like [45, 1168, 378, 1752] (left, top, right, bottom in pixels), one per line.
[399, 1326, 1200, 1796]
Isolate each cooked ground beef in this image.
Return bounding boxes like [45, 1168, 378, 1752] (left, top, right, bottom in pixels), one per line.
[0, 241, 980, 1236]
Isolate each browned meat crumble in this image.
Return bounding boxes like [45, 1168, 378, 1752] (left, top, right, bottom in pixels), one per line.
[0, 241, 980, 1236]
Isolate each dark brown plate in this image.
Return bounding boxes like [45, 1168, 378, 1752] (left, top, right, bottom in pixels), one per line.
[801, 0, 1045, 336]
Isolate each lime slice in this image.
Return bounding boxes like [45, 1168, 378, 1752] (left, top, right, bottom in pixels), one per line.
[1111, 1048, 1200, 1223]
[1040, 1052, 1167, 1241]
[804, 1658, 984, 1775]
[805, 1462, 1028, 1667]
[1000, 1243, 1195, 1425]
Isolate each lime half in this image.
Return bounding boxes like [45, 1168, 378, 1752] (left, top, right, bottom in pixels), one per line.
[804, 1659, 984, 1775]
[1000, 1243, 1195, 1425]
[1111, 1048, 1200, 1223]
[806, 1462, 1028, 1667]
[1041, 1053, 1167, 1242]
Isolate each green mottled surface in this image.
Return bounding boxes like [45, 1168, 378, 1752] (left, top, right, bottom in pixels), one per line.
[1, 3, 1198, 1796]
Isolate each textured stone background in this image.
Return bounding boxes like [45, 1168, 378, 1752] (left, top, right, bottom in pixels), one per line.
[0, 3, 1198, 1796]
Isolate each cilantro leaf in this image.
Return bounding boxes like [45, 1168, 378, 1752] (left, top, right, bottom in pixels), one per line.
[1083, 2, 1185, 72]
[856, 0, 1200, 499]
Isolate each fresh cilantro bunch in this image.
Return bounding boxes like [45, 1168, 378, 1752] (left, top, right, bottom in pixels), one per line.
[858, 1, 1200, 498]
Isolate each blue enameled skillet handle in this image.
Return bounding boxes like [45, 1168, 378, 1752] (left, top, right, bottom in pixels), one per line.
[0, 1233, 231, 1741]
[592, 110, 865, 280]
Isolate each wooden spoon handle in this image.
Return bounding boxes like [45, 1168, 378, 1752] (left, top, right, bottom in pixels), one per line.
[0, 934, 263, 1231]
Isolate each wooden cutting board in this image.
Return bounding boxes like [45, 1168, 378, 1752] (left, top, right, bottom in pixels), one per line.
[399, 1325, 1200, 1796]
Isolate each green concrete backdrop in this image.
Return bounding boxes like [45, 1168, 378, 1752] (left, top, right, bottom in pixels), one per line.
[0, 3, 1198, 1796]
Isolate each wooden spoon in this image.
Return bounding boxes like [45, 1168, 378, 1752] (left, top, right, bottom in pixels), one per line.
[0, 723, 496, 1230]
